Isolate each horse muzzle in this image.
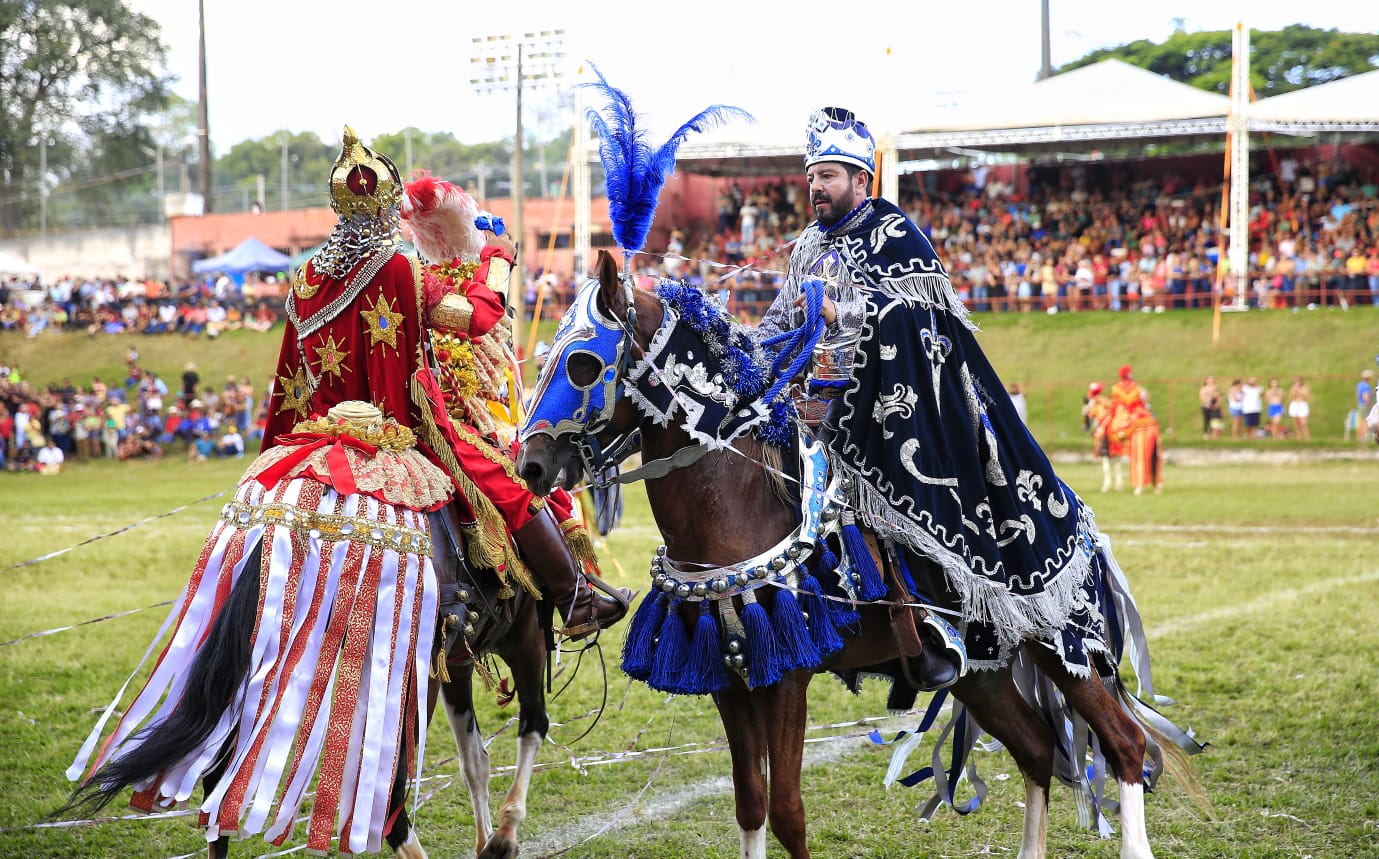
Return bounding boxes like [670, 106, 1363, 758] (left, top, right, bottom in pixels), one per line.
[516, 434, 580, 497]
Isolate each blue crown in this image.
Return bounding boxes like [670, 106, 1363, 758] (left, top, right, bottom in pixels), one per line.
[804, 106, 875, 174]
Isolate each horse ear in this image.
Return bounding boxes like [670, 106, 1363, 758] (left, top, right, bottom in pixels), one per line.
[595, 250, 627, 319]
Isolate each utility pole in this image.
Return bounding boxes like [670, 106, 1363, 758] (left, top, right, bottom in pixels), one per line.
[1038, 0, 1053, 80]
[39, 136, 47, 237]
[281, 137, 290, 211]
[156, 144, 165, 223]
[197, 0, 213, 211]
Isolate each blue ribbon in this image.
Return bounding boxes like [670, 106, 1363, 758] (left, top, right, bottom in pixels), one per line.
[474, 213, 505, 236]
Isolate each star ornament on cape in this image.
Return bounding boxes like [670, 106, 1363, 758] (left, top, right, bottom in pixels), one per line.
[314, 333, 350, 380]
[361, 293, 403, 351]
[276, 366, 310, 417]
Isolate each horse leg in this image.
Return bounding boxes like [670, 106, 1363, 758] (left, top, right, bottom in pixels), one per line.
[1027, 647, 1153, 859]
[384, 727, 429, 859]
[713, 684, 771, 859]
[191, 730, 238, 859]
[479, 613, 549, 859]
[762, 671, 812, 859]
[952, 666, 1056, 859]
[440, 662, 494, 857]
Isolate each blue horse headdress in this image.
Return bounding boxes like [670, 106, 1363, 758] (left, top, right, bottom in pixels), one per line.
[521, 66, 753, 446]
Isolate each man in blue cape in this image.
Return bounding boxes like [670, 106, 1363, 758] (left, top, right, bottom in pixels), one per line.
[758, 107, 1106, 692]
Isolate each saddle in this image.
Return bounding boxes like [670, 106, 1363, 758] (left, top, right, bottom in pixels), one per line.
[428, 505, 526, 672]
[806, 414, 966, 693]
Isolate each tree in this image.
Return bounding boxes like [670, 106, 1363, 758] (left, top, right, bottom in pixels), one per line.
[213, 131, 335, 212]
[0, 0, 172, 232]
[1059, 24, 1379, 96]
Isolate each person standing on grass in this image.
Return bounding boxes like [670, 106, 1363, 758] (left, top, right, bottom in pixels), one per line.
[1240, 376, 1264, 439]
[1356, 369, 1374, 444]
[1106, 365, 1163, 495]
[1199, 375, 1222, 440]
[1288, 376, 1312, 441]
[1227, 377, 1245, 439]
[1265, 378, 1287, 439]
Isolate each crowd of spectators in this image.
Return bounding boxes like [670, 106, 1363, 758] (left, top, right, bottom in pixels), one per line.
[1196, 373, 1319, 441]
[599, 149, 1379, 323]
[0, 356, 268, 475]
[0, 274, 281, 339]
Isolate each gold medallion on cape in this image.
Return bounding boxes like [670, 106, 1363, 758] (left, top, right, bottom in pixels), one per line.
[361, 293, 404, 351]
[275, 366, 311, 417]
[292, 265, 322, 300]
[314, 334, 350, 380]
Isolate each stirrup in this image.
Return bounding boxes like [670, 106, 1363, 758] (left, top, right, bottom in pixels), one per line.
[556, 575, 636, 641]
[914, 609, 967, 691]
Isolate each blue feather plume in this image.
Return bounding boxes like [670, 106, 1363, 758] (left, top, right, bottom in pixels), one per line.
[582, 63, 754, 258]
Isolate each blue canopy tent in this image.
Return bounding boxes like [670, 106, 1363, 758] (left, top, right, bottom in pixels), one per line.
[192, 237, 292, 276]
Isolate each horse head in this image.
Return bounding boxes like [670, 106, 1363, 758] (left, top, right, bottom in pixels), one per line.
[518, 250, 662, 497]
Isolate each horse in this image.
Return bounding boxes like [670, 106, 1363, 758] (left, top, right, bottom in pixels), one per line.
[61, 496, 556, 859]
[515, 249, 1201, 859]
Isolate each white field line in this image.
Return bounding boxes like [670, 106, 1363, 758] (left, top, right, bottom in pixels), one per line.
[1109, 523, 1375, 536]
[1145, 568, 1379, 639]
[511, 726, 901, 856]
[512, 565, 1379, 854]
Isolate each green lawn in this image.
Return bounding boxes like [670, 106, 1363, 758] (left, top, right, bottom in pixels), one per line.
[1, 452, 1376, 858]
[4, 303, 1376, 453]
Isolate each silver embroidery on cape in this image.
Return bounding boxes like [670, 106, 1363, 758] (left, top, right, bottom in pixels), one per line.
[873, 384, 918, 439]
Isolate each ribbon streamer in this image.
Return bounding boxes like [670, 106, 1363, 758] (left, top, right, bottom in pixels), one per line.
[2, 489, 229, 574]
[0, 600, 175, 648]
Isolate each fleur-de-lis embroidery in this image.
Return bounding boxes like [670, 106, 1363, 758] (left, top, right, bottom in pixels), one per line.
[872, 383, 918, 439]
[1016, 470, 1044, 510]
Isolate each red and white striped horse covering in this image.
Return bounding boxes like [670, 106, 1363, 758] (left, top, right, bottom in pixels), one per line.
[68, 475, 438, 854]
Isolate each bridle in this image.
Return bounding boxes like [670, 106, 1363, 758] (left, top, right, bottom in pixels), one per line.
[523, 274, 720, 489]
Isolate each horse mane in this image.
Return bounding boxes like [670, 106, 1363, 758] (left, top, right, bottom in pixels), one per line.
[751, 434, 795, 509]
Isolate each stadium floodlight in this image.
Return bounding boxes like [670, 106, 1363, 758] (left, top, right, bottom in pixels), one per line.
[469, 30, 567, 342]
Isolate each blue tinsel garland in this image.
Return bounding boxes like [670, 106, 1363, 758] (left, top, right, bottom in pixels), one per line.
[653, 281, 793, 447]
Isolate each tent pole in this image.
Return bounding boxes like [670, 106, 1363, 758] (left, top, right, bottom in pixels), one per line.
[524, 137, 575, 365]
[1213, 130, 1230, 345]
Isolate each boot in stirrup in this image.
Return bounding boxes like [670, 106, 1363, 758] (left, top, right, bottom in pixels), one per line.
[913, 608, 967, 691]
[513, 508, 632, 640]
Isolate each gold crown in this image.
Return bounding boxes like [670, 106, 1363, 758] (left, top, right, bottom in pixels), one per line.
[329, 125, 402, 218]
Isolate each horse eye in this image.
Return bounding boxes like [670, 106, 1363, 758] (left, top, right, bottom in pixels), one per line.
[566, 351, 603, 389]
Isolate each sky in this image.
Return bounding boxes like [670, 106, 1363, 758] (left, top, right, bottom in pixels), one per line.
[130, 0, 1377, 154]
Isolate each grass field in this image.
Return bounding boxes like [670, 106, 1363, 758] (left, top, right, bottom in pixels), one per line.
[3, 303, 1377, 451]
[2, 450, 1377, 858]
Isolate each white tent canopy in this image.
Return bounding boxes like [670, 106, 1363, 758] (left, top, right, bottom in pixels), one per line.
[1250, 68, 1379, 132]
[908, 59, 1231, 133]
[673, 59, 1238, 172]
[0, 250, 42, 277]
[894, 59, 1231, 157]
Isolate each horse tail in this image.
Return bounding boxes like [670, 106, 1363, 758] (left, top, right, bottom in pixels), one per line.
[1116, 682, 1214, 818]
[60, 538, 263, 816]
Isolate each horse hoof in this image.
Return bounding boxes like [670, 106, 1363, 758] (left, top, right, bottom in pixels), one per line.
[478, 835, 519, 859]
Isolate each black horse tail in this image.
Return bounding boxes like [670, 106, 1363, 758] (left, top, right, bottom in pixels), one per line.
[59, 539, 263, 817]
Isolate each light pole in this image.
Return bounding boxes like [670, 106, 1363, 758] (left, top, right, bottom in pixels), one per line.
[280, 136, 290, 211]
[197, 0, 212, 212]
[470, 30, 566, 346]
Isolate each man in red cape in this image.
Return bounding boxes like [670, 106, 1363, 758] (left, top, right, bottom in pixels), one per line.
[265, 137, 629, 638]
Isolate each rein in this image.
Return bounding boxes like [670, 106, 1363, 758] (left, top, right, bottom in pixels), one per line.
[584, 277, 831, 488]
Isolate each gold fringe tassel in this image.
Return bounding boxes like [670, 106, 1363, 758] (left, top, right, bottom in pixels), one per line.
[559, 518, 602, 576]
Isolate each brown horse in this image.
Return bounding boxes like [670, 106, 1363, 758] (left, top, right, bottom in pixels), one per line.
[62, 499, 555, 859]
[516, 250, 1199, 859]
